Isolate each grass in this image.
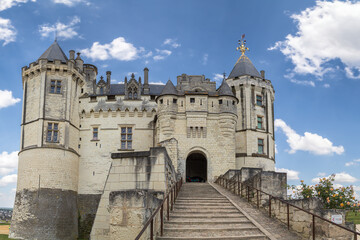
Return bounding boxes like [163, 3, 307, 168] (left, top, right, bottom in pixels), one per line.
[0, 224, 9, 226]
[0, 235, 9, 240]
[346, 211, 360, 224]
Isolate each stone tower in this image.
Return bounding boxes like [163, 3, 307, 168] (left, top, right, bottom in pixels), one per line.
[226, 39, 275, 171]
[10, 41, 84, 240]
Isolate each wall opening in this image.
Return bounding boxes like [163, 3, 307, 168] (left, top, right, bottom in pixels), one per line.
[186, 152, 207, 182]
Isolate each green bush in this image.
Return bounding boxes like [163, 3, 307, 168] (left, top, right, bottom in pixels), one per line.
[288, 174, 360, 210]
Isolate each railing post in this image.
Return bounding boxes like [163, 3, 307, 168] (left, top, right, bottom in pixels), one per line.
[247, 186, 250, 202]
[167, 197, 170, 220]
[238, 181, 240, 195]
[160, 204, 164, 236]
[287, 203, 290, 230]
[355, 233, 358, 240]
[312, 215, 315, 240]
[171, 187, 174, 211]
[269, 195, 271, 217]
[150, 219, 153, 240]
[240, 183, 242, 197]
[257, 189, 259, 208]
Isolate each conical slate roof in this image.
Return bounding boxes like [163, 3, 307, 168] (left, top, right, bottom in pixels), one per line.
[228, 54, 261, 78]
[217, 80, 234, 97]
[38, 40, 68, 63]
[159, 80, 177, 96]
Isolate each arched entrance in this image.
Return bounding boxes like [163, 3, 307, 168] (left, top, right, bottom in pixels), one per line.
[186, 152, 207, 182]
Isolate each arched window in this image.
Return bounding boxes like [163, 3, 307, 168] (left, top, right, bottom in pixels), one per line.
[134, 92, 137, 99]
[129, 92, 132, 99]
[100, 87, 104, 94]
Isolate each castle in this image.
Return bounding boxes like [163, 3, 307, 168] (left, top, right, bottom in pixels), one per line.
[10, 39, 276, 239]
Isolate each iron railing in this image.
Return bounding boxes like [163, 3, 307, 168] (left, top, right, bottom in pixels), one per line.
[135, 178, 183, 240]
[216, 175, 360, 240]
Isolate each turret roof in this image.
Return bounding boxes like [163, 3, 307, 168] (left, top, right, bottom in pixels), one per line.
[217, 80, 234, 97]
[38, 40, 68, 63]
[228, 54, 261, 78]
[159, 80, 177, 96]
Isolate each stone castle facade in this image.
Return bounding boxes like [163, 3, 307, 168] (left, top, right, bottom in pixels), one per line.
[10, 40, 275, 239]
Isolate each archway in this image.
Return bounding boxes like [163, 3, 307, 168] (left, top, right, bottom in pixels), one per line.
[186, 152, 207, 182]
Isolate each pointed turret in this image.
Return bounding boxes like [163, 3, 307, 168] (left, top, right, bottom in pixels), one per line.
[159, 80, 177, 96]
[228, 55, 261, 78]
[217, 79, 234, 97]
[38, 40, 68, 63]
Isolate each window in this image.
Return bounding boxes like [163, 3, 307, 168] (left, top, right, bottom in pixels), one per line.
[100, 87, 104, 94]
[121, 127, 132, 149]
[93, 127, 99, 140]
[173, 99, 177, 104]
[90, 96, 96, 102]
[160, 99, 163, 104]
[219, 99, 223, 104]
[257, 116, 263, 129]
[258, 139, 264, 154]
[151, 95, 155, 100]
[256, 95, 263, 106]
[47, 123, 59, 142]
[50, 80, 61, 94]
[107, 95, 115, 101]
[190, 98, 195, 103]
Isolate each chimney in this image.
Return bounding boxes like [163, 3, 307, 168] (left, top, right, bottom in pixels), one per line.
[139, 76, 142, 85]
[75, 52, 83, 72]
[260, 70, 265, 79]
[143, 67, 149, 94]
[106, 71, 111, 84]
[69, 50, 75, 60]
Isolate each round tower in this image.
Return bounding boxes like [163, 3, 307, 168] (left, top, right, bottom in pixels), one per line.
[10, 41, 84, 240]
[226, 38, 275, 171]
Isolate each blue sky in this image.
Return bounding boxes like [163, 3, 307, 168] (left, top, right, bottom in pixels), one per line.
[0, 0, 360, 207]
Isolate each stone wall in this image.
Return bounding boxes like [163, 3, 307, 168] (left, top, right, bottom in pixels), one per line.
[90, 147, 177, 240]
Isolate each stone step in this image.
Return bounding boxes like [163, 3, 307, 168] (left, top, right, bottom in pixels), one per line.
[165, 218, 251, 225]
[159, 228, 266, 237]
[174, 204, 236, 209]
[170, 213, 245, 219]
[172, 208, 238, 213]
[176, 200, 230, 204]
[174, 202, 233, 206]
[163, 224, 257, 231]
[157, 236, 268, 240]
[170, 211, 244, 217]
[176, 198, 227, 201]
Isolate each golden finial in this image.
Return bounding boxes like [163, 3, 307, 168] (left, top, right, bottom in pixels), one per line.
[236, 34, 249, 56]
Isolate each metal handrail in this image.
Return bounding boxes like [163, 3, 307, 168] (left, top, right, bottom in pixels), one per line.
[216, 175, 359, 240]
[135, 177, 183, 240]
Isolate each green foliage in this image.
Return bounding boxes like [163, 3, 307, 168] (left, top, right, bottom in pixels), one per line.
[346, 211, 360, 224]
[288, 174, 360, 211]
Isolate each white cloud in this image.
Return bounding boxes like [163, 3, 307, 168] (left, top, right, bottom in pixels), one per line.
[0, 151, 18, 176]
[81, 37, 141, 61]
[276, 167, 299, 180]
[163, 38, 181, 48]
[213, 73, 224, 82]
[290, 79, 315, 87]
[345, 159, 360, 167]
[0, 0, 36, 12]
[275, 144, 278, 154]
[312, 172, 357, 184]
[269, 0, 360, 78]
[0, 174, 17, 186]
[153, 49, 172, 61]
[275, 119, 344, 155]
[0, 90, 21, 109]
[149, 81, 165, 85]
[0, 17, 16, 46]
[52, 0, 89, 6]
[323, 84, 330, 88]
[39, 16, 80, 40]
[317, 172, 326, 177]
[202, 53, 208, 65]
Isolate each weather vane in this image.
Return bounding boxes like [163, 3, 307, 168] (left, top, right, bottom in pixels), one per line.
[236, 34, 249, 56]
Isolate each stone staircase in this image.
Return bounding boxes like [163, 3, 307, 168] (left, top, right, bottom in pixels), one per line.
[157, 183, 270, 240]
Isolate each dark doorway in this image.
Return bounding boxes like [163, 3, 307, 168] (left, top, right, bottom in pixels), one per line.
[186, 153, 207, 182]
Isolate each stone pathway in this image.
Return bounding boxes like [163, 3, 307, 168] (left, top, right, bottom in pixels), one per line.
[210, 182, 303, 240]
[157, 183, 272, 240]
